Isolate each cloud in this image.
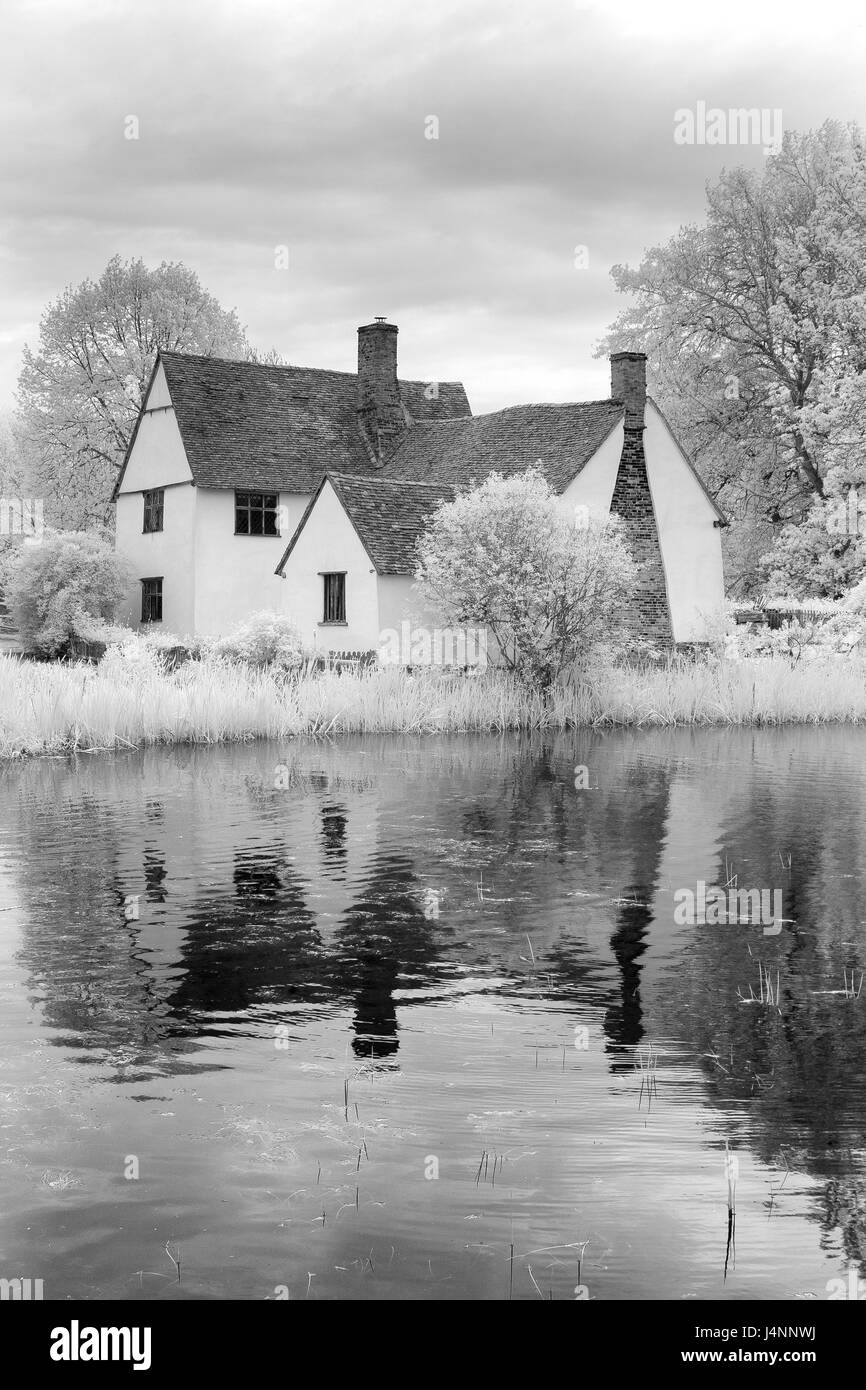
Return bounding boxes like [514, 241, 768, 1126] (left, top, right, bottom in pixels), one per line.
[1, 0, 865, 413]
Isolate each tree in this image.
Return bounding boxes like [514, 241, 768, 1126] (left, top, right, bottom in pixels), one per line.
[0, 529, 132, 656]
[0, 412, 24, 496]
[599, 121, 866, 594]
[17, 257, 264, 529]
[415, 468, 637, 687]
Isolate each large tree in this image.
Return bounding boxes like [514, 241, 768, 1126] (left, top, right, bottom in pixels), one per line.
[599, 121, 866, 596]
[17, 256, 275, 529]
[0, 411, 26, 498]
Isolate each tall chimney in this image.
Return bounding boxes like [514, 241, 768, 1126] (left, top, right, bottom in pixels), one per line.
[610, 351, 647, 430]
[608, 346, 672, 645]
[357, 318, 405, 460]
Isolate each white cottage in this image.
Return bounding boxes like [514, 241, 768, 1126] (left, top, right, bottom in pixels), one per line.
[114, 320, 726, 648]
[112, 325, 469, 636]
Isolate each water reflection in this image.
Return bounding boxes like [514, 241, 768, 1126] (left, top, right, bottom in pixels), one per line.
[1, 728, 865, 1298]
[333, 855, 439, 1059]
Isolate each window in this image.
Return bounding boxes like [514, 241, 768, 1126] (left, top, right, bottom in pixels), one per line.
[142, 489, 164, 533]
[141, 577, 163, 623]
[322, 572, 346, 624]
[235, 491, 279, 536]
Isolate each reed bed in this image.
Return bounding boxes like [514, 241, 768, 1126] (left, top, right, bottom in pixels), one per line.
[2, 651, 866, 758]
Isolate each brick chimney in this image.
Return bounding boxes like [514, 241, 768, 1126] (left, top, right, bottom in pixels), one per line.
[610, 351, 647, 430]
[608, 348, 673, 645]
[357, 318, 406, 461]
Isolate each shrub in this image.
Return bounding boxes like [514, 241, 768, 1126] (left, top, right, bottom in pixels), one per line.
[843, 574, 866, 613]
[726, 612, 866, 660]
[415, 468, 637, 688]
[99, 627, 195, 678]
[0, 529, 131, 657]
[213, 610, 306, 669]
[99, 637, 166, 681]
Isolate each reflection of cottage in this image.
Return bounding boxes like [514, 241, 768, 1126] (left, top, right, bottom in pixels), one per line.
[114, 320, 726, 646]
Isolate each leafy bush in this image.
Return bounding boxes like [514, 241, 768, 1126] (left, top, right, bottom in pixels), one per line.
[99, 638, 166, 681]
[415, 468, 637, 688]
[213, 610, 307, 669]
[0, 529, 131, 657]
[759, 495, 866, 599]
[98, 627, 196, 679]
[842, 574, 866, 613]
[726, 612, 866, 660]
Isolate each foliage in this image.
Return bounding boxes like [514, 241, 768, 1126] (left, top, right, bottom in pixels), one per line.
[843, 573, 866, 613]
[0, 529, 131, 657]
[17, 257, 258, 528]
[213, 610, 307, 669]
[600, 121, 866, 595]
[760, 486, 866, 597]
[97, 627, 202, 679]
[726, 616, 866, 660]
[415, 468, 637, 687]
[723, 589, 865, 659]
[0, 411, 28, 498]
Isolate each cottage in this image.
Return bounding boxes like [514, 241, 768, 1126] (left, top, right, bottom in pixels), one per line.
[112, 325, 468, 635]
[114, 319, 726, 649]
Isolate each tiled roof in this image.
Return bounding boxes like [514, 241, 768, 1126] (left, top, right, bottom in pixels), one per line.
[276, 473, 455, 576]
[379, 400, 624, 492]
[117, 351, 471, 495]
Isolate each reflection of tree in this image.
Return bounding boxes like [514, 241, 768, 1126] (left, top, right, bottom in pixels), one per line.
[439, 730, 866, 1270]
[666, 967, 866, 1274]
[649, 747, 866, 1280]
[456, 743, 670, 1059]
[13, 793, 165, 1061]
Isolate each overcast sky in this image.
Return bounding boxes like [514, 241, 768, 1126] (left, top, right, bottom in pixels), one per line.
[1, 0, 865, 415]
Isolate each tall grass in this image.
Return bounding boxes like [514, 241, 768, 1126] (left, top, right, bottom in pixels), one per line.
[2, 651, 866, 758]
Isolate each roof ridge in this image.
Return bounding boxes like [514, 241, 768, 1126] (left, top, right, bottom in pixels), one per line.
[328, 471, 453, 488]
[159, 349, 465, 389]
[399, 399, 621, 427]
[161, 351, 356, 378]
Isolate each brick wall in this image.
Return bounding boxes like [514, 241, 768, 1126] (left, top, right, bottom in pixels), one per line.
[357, 321, 405, 460]
[609, 425, 673, 644]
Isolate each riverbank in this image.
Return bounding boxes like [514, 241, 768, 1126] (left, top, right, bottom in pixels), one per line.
[2, 650, 866, 757]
